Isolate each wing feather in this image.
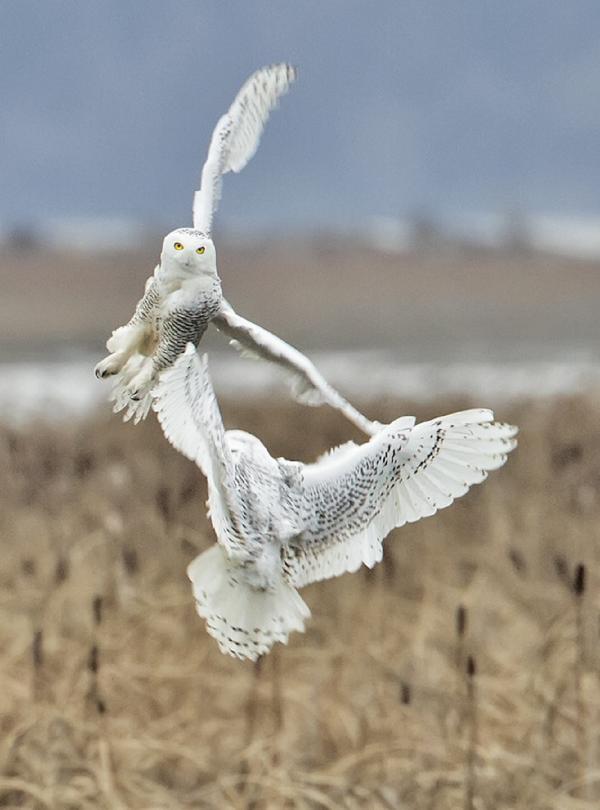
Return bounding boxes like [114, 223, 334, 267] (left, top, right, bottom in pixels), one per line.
[284, 411, 517, 587]
[193, 63, 296, 235]
[152, 345, 250, 559]
[213, 300, 379, 436]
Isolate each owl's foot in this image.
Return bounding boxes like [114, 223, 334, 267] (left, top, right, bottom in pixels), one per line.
[127, 359, 155, 400]
[95, 352, 127, 379]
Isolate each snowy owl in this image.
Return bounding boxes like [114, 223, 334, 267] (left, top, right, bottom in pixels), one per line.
[153, 345, 518, 661]
[95, 63, 378, 435]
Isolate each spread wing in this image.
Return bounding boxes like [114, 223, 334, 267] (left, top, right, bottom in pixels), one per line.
[193, 63, 296, 236]
[152, 345, 252, 560]
[282, 410, 518, 588]
[213, 300, 380, 436]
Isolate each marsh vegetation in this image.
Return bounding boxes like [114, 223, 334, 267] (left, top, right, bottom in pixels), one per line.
[1, 394, 599, 808]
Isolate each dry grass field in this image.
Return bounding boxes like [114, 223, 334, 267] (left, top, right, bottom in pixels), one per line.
[1, 394, 600, 809]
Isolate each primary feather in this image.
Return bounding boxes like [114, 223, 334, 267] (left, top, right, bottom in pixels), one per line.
[153, 347, 518, 660]
[193, 63, 296, 236]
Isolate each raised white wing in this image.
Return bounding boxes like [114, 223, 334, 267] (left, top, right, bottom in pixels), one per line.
[152, 345, 251, 559]
[282, 410, 518, 587]
[193, 63, 296, 235]
[213, 300, 380, 436]
[155, 347, 308, 659]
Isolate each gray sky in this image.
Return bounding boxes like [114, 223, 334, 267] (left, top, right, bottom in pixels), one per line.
[3, 1, 600, 231]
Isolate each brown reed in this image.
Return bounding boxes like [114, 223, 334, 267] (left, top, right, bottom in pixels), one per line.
[2, 394, 600, 808]
[464, 655, 477, 810]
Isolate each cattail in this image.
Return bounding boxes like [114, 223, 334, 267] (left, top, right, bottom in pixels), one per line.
[400, 681, 411, 705]
[455, 605, 468, 676]
[553, 554, 570, 586]
[464, 654, 478, 810]
[31, 626, 44, 701]
[156, 485, 171, 521]
[21, 557, 36, 578]
[88, 596, 106, 715]
[88, 644, 99, 675]
[507, 547, 527, 576]
[74, 450, 94, 478]
[466, 655, 477, 679]
[180, 538, 197, 557]
[122, 546, 139, 577]
[54, 555, 70, 585]
[573, 563, 586, 597]
[573, 563, 587, 797]
[552, 442, 582, 470]
[92, 595, 103, 626]
[32, 627, 44, 671]
[179, 478, 196, 506]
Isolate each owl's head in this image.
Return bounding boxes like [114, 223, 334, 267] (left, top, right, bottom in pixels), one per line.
[160, 228, 217, 278]
[228, 430, 277, 471]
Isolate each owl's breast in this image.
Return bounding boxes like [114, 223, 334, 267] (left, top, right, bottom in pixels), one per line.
[160, 277, 223, 321]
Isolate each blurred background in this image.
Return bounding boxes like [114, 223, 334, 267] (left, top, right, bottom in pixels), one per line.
[3, 3, 600, 808]
[2, 0, 600, 418]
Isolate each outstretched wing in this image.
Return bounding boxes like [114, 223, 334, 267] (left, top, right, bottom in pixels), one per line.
[283, 410, 518, 587]
[213, 300, 380, 436]
[193, 63, 296, 235]
[152, 345, 251, 559]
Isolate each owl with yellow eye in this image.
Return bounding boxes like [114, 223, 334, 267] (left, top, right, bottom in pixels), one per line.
[94, 64, 379, 435]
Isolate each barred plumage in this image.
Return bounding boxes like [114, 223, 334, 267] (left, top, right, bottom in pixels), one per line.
[153, 346, 518, 661]
[95, 64, 379, 434]
[151, 285, 223, 375]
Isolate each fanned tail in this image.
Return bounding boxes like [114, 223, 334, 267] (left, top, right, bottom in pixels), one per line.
[188, 545, 310, 661]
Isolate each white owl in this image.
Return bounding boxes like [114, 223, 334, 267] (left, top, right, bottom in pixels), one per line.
[153, 345, 518, 661]
[95, 64, 378, 435]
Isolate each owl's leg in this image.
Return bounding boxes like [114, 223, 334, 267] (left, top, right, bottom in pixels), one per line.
[106, 323, 147, 355]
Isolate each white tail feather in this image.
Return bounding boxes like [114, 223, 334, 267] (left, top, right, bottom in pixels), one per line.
[188, 545, 311, 661]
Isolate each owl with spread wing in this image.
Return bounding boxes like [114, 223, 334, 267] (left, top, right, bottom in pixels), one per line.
[153, 345, 518, 661]
[95, 64, 378, 435]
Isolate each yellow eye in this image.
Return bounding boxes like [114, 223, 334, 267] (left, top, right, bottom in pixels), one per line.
[196, 246, 205, 255]
[174, 242, 184, 251]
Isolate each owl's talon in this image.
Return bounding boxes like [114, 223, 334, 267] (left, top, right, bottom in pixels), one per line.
[95, 353, 124, 379]
[127, 362, 155, 401]
[130, 382, 152, 401]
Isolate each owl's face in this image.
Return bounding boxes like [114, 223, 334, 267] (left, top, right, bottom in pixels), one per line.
[160, 228, 217, 277]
